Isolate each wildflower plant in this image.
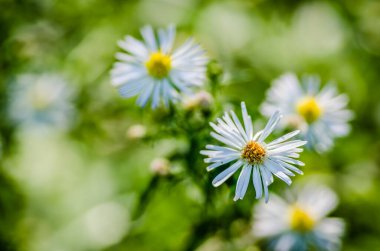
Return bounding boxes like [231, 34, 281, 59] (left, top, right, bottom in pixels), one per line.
[106, 24, 350, 251]
[3, 5, 369, 249]
[107, 25, 352, 250]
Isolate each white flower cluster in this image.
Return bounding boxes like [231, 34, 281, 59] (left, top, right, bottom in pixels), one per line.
[110, 24, 351, 250]
[110, 25, 352, 202]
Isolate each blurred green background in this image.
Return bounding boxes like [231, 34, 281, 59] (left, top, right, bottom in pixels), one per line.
[1, 0, 380, 250]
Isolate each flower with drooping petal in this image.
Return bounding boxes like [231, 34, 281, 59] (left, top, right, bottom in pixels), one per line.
[252, 184, 345, 251]
[200, 102, 306, 202]
[261, 73, 353, 152]
[110, 25, 208, 109]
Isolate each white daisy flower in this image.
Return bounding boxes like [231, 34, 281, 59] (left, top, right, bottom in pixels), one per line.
[261, 73, 353, 152]
[8, 73, 74, 129]
[252, 184, 345, 251]
[110, 25, 208, 109]
[200, 102, 306, 202]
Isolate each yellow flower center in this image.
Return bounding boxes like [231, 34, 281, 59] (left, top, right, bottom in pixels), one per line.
[145, 52, 171, 79]
[241, 141, 266, 164]
[296, 96, 322, 123]
[30, 89, 51, 110]
[290, 206, 315, 232]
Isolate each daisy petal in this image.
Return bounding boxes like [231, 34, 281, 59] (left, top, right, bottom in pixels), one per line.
[141, 25, 158, 51]
[212, 160, 243, 187]
[252, 166, 263, 199]
[234, 164, 252, 201]
[258, 111, 281, 142]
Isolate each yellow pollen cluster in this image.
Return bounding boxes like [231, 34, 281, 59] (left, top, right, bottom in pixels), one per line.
[241, 141, 266, 164]
[290, 206, 315, 232]
[296, 96, 322, 123]
[145, 52, 171, 79]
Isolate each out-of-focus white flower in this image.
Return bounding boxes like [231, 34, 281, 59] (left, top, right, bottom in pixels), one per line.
[150, 158, 170, 176]
[201, 102, 306, 202]
[126, 124, 147, 139]
[261, 73, 353, 152]
[9, 73, 74, 129]
[110, 25, 208, 109]
[183, 90, 213, 110]
[252, 184, 345, 251]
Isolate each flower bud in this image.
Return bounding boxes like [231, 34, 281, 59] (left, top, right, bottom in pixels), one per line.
[150, 158, 170, 176]
[126, 124, 146, 139]
[183, 91, 213, 111]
